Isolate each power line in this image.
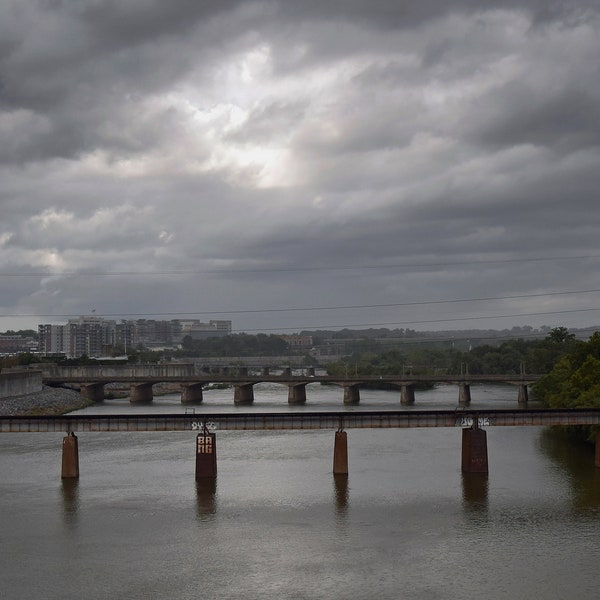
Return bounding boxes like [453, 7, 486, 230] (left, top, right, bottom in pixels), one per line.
[232, 307, 600, 333]
[1, 287, 600, 319]
[0, 253, 598, 277]
[7, 306, 596, 327]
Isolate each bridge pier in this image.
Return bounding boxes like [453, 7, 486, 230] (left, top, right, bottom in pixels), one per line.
[261, 367, 270, 376]
[234, 383, 254, 405]
[343, 384, 360, 405]
[130, 382, 153, 404]
[461, 423, 488, 474]
[333, 431, 348, 475]
[195, 432, 217, 479]
[282, 367, 292, 377]
[518, 384, 529, 406]
[288, 384, 307, 405]
[400, 384, 415, 405]
[458, 384, 471, 406]
[181, 383, 204, 405]
[80, 382, 105, 403]
[596, 431, 600, 469]
[61, 432, 79, 479]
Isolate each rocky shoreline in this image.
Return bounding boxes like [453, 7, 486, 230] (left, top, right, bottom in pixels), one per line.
[0, 385, 94, 416]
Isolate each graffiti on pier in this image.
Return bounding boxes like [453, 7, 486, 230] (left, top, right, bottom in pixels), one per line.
[456, 416, 492, 428]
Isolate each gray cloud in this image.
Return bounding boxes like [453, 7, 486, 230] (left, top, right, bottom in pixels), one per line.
[1, 0, 599, 333]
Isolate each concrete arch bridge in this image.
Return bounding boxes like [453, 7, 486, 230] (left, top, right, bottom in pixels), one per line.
[40, 365, 540, 406]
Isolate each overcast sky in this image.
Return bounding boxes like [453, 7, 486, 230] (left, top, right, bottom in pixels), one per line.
[1, 0, 599, 335]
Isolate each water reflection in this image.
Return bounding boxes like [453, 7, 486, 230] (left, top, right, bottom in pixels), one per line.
[539, 428, 600, 513]
[196, 478, 217, 518]
[60, 478, 80, 527]
[461, 473, 488, 515]
[333, 474, 349, 516]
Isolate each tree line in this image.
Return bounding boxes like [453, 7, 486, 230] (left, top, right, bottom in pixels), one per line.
[325, 327, 579, 378]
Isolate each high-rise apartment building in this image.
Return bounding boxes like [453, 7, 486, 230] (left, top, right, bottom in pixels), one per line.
[37, 317, 233, 357]
[38, 317, 116, 358]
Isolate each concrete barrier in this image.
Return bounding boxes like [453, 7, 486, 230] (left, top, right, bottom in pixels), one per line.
[40, 364, 196, 379]
[0, 370, 43, 398]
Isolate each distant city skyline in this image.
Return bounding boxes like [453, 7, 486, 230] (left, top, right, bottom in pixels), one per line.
[37, 317, 233, 358]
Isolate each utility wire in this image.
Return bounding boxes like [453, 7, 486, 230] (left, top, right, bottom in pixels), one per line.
[232, 307, 600, 333]
[1, 287, 600, 319]
[0, 253, 598, 277]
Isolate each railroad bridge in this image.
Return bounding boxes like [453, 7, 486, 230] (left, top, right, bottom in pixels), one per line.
[40, 365, 539, 406]
[2, 408, 600, 481]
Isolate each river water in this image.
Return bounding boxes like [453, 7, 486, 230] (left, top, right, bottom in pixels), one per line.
[2, 384, 600, 599]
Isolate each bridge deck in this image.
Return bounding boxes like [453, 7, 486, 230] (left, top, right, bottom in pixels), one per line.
[42, 374, 540, 384]
[1, 408, 599, 433]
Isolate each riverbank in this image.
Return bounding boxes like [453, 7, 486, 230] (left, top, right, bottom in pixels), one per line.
[0, 385, 93, 416]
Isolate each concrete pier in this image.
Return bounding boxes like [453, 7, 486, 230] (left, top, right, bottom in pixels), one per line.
[400, 384, 415, 405]
[234, 383, 255, 405]
[461, 426, 488, 473]
[333, 431, 348, 475]
[61, 433, 79, 479]
[343, 384, 360, 405]
[458, 384, 471, 406]
[181, 383, 204, 405]
[288, 384, 307, 405]
[518, 384, 529, 406]
[129, 382, 154, 404]
[80, 382, 105, 403]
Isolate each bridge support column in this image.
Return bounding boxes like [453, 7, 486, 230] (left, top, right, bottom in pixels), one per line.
[262, 367, 270, 376]
[461, 424, 488, 474]
[234, 383, 254, 405]
[181, 383, 204, 405]
[61, 432, 79, 479]
[595, 431, 600, 468]
[400, 384, 415, 405]
[80, 382, 105, 403]
[282, 367, 292, 377]
[343, 384, 360, 405]
[458, 384, 471, 406]
[130, 382, 153, 404]
[518, 384, 529, 406]
[195, 432, 217, 479]
[333, 431, 348, 475]
[288, 384, 307, 405]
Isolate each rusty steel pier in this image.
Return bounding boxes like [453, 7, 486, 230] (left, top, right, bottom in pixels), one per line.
[2, 408, 600, 433]
[3, 408, 600, 480]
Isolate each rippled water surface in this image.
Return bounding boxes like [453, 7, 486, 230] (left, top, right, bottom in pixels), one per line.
[1, 385, 599, 599]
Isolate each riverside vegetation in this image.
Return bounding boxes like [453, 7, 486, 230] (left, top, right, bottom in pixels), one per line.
[2, 327, 599, 431]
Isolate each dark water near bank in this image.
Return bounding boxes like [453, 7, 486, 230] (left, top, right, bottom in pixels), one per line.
[1, 385, 600, 599]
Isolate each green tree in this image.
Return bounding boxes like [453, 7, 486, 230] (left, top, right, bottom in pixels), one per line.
[533, 332, 600, 441]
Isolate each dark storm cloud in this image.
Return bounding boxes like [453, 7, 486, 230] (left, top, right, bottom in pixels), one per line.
[0, 0, 252, 165]
[465, 84, 600, 151]
[1, 0, 600, 332]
